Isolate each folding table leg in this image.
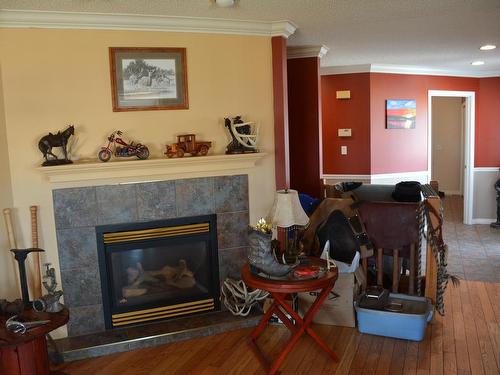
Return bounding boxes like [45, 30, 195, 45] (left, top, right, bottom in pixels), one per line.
[272, 285, 338, 362]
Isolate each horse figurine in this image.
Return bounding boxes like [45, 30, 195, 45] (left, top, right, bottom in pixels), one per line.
[38, 125, 75, 166]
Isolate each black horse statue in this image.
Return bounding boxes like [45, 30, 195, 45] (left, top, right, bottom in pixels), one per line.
[38, 125, 75, 166]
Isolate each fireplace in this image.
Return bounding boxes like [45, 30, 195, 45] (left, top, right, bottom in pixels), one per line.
[96, 215, 220, 329]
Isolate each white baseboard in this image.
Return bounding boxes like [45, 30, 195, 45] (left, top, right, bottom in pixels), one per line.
[322, 171, 429, 185]
[471, 218, 496, 225]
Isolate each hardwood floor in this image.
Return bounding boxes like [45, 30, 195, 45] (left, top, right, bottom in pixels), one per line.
[55, 195, 500, 374]
[55, 279, 500, 374]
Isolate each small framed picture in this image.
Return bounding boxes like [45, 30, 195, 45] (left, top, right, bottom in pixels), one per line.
[109, 47, 188, 112]
[386, 99, 416, 129]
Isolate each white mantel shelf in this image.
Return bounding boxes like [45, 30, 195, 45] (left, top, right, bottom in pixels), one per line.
[38, 153, 267, 184]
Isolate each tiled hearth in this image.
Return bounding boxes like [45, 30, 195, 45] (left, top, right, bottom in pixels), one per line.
[53, 175, 250, 337]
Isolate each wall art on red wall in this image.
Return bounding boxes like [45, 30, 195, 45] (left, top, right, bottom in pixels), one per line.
[386, 99, 416, 129]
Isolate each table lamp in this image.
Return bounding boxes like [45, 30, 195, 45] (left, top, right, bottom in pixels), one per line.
[267, 189, 309, 264]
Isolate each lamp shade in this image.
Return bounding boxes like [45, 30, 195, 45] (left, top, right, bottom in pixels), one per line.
[267, 189, 309, 228]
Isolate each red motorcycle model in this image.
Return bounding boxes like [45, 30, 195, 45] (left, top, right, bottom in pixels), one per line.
[98, 130, 150, 162]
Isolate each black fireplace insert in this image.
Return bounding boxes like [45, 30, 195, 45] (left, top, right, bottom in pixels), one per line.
[96, 215, 220, 329]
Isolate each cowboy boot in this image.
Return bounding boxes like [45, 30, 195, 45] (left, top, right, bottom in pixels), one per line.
[247, 228, 292, 277]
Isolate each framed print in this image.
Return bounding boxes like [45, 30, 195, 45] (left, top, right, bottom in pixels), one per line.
[109, 47, 188, 111]
[386, 99, 416, 129]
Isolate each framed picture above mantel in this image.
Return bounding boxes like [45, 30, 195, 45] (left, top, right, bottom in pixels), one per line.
[109, 47, 188, 112]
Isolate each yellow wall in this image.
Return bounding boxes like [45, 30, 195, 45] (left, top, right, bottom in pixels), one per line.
[0, 65, 17, 301]
[0, 29, 276, 336]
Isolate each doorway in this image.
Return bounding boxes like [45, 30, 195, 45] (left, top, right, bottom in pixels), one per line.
[427, 90, 475, 225]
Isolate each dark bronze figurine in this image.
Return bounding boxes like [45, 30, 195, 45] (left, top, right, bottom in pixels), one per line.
[224, 116, 259, 154]
[491, 168, 500, 229]
[38, 125, 75, 166]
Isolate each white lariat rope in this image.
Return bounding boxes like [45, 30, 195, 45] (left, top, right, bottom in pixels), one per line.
[221, 278, 269, 316]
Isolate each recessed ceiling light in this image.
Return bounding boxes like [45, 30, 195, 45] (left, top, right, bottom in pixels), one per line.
[471, 60, 485, 66]
[480, 44, 496, 51]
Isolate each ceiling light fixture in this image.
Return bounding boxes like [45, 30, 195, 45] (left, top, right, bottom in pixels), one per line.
[214, 0, 235, 7]
[479, 44, 496, 51]
[471, 60, 485, 66]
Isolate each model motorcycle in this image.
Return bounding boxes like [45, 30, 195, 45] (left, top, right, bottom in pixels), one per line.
[98, 130, 150, 162]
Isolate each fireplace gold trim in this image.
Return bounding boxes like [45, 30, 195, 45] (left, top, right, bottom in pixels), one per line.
[111, 298, 215, 327]
[103, 223, 210, 244]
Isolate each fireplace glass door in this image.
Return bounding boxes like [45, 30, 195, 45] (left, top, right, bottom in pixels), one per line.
[97, 215, 220, 329]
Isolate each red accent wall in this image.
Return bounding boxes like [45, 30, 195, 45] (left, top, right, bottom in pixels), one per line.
[477, 77, 500, 167]
[370, 73, 479, 174]
[321, 73, 371, 174]
[271, 36, 290, 190]
[320, 72, 499, 174]
[287, 57, 321, 197]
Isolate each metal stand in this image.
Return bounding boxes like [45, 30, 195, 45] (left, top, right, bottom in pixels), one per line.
[10, 248, 45, 308]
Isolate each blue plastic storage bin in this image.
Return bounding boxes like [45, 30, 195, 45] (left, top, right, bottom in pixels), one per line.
[354, 293, 433, 341]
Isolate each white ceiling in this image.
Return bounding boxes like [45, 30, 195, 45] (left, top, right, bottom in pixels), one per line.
[2, 0, 500, 75]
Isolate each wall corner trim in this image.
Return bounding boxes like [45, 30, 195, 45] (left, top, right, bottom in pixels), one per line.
[287, 45, 329, 59]
[0, 9, 297, 37]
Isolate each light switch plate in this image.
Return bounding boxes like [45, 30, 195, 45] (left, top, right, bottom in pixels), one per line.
[341, 146, 348, 155]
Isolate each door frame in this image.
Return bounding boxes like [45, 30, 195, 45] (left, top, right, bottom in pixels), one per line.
[427, 90, 475, 225]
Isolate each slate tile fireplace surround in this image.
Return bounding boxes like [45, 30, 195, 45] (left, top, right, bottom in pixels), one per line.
[53, 175, 249, 337]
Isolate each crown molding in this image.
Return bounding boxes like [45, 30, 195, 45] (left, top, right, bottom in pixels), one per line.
[287, 45, 329, 59]
[320, 63, 500, 78]
[0, 9, 297, 38]
[320, 64, 372, 75]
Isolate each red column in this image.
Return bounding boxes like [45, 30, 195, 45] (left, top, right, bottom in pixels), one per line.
[272, 36, 290, 190]
[287, 56, 322, 198]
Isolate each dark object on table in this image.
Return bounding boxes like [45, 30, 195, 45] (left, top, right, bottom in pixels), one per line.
[316, 209, 360, 264]
[334, 181, 363, 193]
[491, 169, 500, 229]
[33, 263, 64, 313]
[98, 130, 150, 162]
[392, 181, 422, 202]
[0, 308, 69, 375]
[248, 228, 292, 277]
[0, 299, 23, 316]
[11, 248, 45, 308]
[224, 116, 258, 154]
[38, 125, 74, 166]
[5, 315, 50, 334]
[357, 287, 390, 310]
[165, 134, 212, 158]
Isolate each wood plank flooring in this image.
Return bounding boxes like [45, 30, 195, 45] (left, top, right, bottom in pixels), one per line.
[55, 280, 500, 375]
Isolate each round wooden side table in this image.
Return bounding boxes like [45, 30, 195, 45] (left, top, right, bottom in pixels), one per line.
[0, 308, 69, 375]
[241, 258, 338, 375]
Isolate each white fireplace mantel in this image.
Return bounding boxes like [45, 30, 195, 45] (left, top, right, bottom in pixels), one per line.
[38, 153, 267, 185]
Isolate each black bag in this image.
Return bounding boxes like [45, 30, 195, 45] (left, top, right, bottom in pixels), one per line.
[392, 181, 421, 202]
[316, 210, 359, 264]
